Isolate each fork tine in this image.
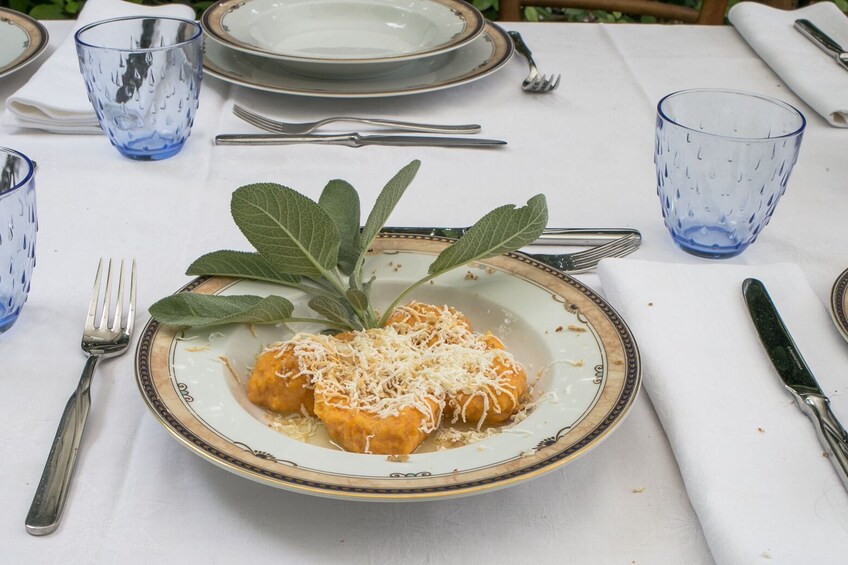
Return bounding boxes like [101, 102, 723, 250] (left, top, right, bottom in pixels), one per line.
[98, 259, 113, 330]
[86, 259, 103, 330]
[111, 260, 125, 332]
[233, 105, 279, 132]
[569, 236, 640, 269]
[126, 259, 137, 335]
[548, 75, 561, 91]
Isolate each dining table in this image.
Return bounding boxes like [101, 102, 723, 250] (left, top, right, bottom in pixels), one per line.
[2, 14, 848, 565]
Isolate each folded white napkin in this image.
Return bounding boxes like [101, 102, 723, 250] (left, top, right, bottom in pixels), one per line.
[598, 259, 848, 565]
[729, 1, 848, 127]
[2, 0, 194, 134]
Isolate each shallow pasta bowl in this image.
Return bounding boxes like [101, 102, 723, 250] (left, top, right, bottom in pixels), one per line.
[135, 235, 640, 501]
[201, 0, 486, 79]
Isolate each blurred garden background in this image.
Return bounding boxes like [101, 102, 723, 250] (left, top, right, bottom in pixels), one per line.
[0, 0, 839, 23]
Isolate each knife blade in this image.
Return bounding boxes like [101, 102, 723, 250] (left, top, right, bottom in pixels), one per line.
[215, 133, 506, 148]
[794, 19, 848, 72]
[742, 278, 848, 491]
[381, 226, 641, 246]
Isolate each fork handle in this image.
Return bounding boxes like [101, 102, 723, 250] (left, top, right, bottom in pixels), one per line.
[25, 356, 100, 535]
[322, 118, 481, 135]
[508, 31, 541, 74]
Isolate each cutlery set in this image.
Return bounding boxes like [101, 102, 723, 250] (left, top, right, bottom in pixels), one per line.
[217, 31, 559, 147]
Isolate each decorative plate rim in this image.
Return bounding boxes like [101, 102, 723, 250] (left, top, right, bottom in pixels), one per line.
[201, 21, 513, 98]
[135, 234, 641, 500]
[0, 7, 49, 79]
[830, 267, 848, 343]
[201, 0, 485, 65]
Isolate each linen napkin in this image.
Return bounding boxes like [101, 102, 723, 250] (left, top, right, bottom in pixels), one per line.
[598, 259, 848, 565]
[2, 0, 194, 134]
[729, 1, 848, 127]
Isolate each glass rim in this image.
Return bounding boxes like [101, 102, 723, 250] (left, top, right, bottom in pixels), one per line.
[74, 16, 202, 52]
[0, 146, 35, 196]
[657, 88, 807, 142]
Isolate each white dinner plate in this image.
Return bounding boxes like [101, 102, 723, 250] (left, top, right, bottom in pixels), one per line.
[136, 235, 641, 501]
[202, 0, 484, 66]
[202, 21, 513, 97]
[0, 7, 48, 79]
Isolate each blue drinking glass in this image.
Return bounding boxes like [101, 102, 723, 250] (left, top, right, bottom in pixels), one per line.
[655, 89, 806, 258]
[75, 16, 202, 161]
[0, 147, 37, 334]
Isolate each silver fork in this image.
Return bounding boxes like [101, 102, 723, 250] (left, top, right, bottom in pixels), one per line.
[529, 233, 641, 273]
[26, 259, 137, 536]
[508, 31, 560, 93]
[233, 104, 482, 135]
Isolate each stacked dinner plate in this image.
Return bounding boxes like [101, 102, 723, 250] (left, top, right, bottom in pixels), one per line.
[200, 0, 514, 97]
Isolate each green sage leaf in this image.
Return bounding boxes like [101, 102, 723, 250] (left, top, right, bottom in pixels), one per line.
[428, 194, 548, 276]
[186, 250, 300, 285]
[358, 160, 421, 262]
[345, 289, 370, 313]
[319, 179, 361, 274]
[308, 295, 354, 326]
[149, 294, 294, 328]
[231, 183, 340, 278]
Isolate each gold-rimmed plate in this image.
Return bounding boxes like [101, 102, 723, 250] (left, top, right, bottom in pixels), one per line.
[0, 7, 48, 79]
[202, 0, 485, 65]
[135, 235, 640, 500]
[202, 21, 512, 97]
[831, 267, 848, 342]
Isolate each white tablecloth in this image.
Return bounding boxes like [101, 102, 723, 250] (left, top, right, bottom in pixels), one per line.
[3, 20, 847, 564]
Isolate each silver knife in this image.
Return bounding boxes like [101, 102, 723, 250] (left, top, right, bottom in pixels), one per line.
[794, 19, 848, 72]
[742, 278, 848, 492]
[215, 133, 506, 148]
[381, 226, 641, 246]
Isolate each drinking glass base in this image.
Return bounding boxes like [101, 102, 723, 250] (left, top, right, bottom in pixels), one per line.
[115, 136, 187, 161]
[671, 225, 749, 259]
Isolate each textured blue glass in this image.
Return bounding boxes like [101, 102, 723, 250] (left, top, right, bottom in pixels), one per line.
[0, 148, 36, 334]
[75, 17, 202, 161]
[655, 89, 805, 258]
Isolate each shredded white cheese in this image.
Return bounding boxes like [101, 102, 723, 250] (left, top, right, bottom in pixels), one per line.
[265, 302, 525, 432]
[268, 412, 321, 441]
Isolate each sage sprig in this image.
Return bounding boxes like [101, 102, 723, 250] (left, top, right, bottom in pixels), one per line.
[149, 160, 548, 331]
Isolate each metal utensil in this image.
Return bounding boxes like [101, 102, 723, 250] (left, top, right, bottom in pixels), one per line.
[382, 226, 641, 247]
[214, 133, 506, 148]
[794, 19, 848, 72]
[508, 30, 560, 93]
[26, 259, 137, 535]
[742, 278, 848, 492]
[232, 104, 482, 135]
[528, 233, 640, 273]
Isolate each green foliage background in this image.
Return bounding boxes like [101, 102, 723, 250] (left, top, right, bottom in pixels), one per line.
[0, 0, 845, 22]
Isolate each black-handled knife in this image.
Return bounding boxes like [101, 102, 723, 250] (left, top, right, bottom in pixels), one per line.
[794, 19, 848, 72]
[742, 278, 848, 492]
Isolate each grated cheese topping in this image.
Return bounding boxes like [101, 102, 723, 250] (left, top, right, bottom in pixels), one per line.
[268, 412, 321, 441]
[267, 302, 524, 432]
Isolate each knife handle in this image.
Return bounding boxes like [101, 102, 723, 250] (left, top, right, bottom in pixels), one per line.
[215, 134, 359, 146]
[794, 19, 845, 57]
[534, 228, 641, 246]
[803, 395, 848, 491]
